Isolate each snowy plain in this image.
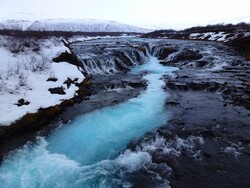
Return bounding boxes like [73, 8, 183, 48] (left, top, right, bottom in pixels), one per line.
[0, 36, 85, 126]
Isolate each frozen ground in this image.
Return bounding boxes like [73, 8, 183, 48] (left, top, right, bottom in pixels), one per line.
[189, 31, 250, 42]
[0, 36, 84, 126]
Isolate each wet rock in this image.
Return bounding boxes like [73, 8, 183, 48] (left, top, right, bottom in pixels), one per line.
[200, 130, 215, 138]
[207, 83, 221, 92]
[189, 82, 209, 90]
[231, 60, 242, 66]
[223, 89, 232, 95]
[156, 129, 165, 137]
[228, 36, 250, 60]
[48, 87, 66, 95]
[173, 49, 203, 62]
[166, 100, 180, 106]
[159, 60, 172, 66]
[128, 81, 146, 88]
[196, 60, 209, 67]
[0, 128, 6, 141]
[166, 82, 189, 90]
[203, 152, 212, 158]
[163, 130, 175, 139]
[238, 134, 250, 143]
[15, 98, 30, 107]
[242, 145, 250, 155]
[158, 47, 177, 60]
[138, 46, 147, 56]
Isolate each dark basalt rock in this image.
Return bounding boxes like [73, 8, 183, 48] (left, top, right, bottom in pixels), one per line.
[138, 46, 147, 56]
[158, 47, 177, 60]
[15, 98, 30, 107]
[166, 82, 189, 90]
[166, 100, 180, 106]
[0, 128, 6, 144]
[128, 81, 147, 88]
[231, 60, 243, 66]
[166, 80, 223, 92]
[159, 60, 177, 66]
[196, 60, 209, 67]
[189, 82, 210, 90]
[53, 51, 82, 68]
[48, 87, 66, 95]
[228, 36, 250, 60]
[173, 49, 203, 62]
[47, 78, 58, 82]
[63, 77, 79, 89]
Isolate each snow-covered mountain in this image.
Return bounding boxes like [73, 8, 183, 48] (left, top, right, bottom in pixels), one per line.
[0, 19, 150, 33]
[0, 20, 34, 31]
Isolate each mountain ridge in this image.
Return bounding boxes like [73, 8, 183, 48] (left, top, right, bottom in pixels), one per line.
[0, 18, 150, 33]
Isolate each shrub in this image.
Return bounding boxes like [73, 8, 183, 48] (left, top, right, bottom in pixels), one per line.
[5, 65, 15, 79]
[14, 62, 21, 74]
[47, 71, 57, 82]
[4, 37, 27, 53]
[23, 54, 51, 72]
[2, 36, 40, 54]
[0, 79, 5, 92]
[18, 72, 28, 87]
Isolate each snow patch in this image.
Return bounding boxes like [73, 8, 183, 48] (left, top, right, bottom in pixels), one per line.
[222, 142, 243, 159]
[189, 32, 245, 42]
[0, 36, 84, 126]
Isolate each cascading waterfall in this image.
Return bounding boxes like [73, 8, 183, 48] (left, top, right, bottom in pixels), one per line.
[0, 54, 177, 187]
[80, 50, 146, 75]
[82, 57, 118, 75]
[74, 40, 147, 75]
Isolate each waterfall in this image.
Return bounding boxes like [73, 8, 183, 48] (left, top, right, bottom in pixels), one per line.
[79, 50, 147, 75]
[71, 38, 149, 75]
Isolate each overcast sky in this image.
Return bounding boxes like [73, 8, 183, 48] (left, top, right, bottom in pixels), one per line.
[1, 0, 250, 29]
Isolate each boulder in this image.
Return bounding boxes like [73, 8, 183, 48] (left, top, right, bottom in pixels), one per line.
[173, 49, 202, 62]
[47, 78, 58, 82]
[158, 47, 177, 60]
[15, 98, 30, 107]
[166, 100, 180, 106]
[139, 46, 147, 56]
[196, 60, 209, 67]
[128, 81, 147, 88]
[53, 51, 81, 68]
[48, 87, 66, 95]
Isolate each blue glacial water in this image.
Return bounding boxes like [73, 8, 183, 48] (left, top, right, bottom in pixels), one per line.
[0, 57, 177, 188]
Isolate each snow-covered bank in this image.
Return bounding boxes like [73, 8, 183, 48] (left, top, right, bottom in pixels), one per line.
[0, 36, 85, 126]
[189, 31, 250, 42]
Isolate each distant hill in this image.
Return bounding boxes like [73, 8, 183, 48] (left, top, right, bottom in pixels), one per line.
[141, 23, 250, 42]
[0, 18, 150, 33]
[141, 23, 250, 60]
